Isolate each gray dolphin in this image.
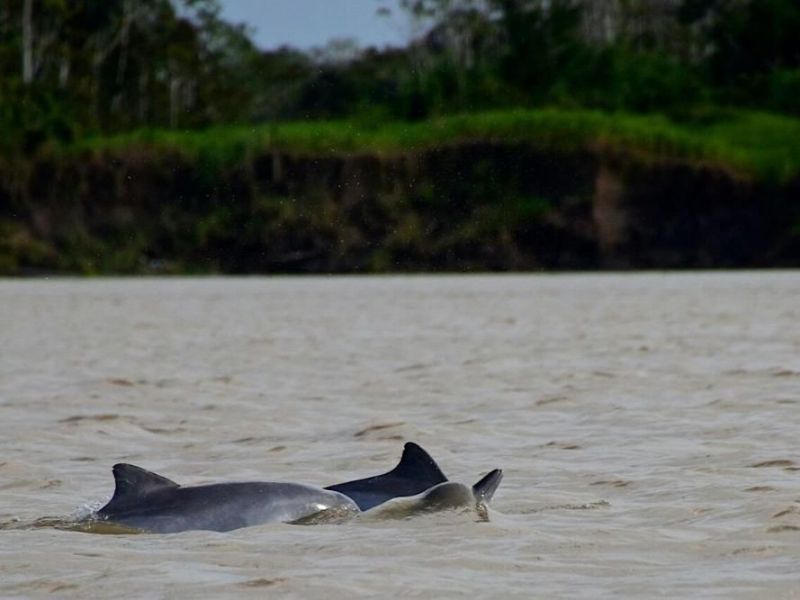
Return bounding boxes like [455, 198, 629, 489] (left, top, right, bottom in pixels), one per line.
[361, 468, 503, 519]
[95, 464, 359, 533]
[93, 444, 500, 533]
[325, 442, 448, 510]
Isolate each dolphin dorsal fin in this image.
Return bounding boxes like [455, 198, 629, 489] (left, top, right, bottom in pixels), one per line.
[323, 442, 448, 511]
[391, 442, 447, 485]
[472, 469, 503, 503]
[99, 464, 180, 514]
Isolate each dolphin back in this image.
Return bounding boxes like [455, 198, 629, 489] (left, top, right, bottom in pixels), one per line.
[95, 464, 360, 532]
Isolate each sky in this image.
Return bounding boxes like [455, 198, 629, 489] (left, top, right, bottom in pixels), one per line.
[217, 0, 414, 50]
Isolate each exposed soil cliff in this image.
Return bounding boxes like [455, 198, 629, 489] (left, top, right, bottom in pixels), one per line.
[1, 142, 799, 274]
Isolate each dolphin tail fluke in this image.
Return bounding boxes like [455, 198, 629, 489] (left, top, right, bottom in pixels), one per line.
[472, 469, 503, 503]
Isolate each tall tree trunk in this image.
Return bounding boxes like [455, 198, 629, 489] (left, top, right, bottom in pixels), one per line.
[92, 51, 103, 126]
[138, 70, 149, 125]
[22, 0, 34, 83]
[59, 56, 70, 88]
[0, 2, 9, 38]
[170, 76, 181, 129]
[112, 0, 133, 116]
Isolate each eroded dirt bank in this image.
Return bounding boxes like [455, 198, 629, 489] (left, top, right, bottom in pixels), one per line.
[1, 142, 798, 274]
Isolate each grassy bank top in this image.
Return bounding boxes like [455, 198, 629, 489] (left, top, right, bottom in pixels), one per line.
[65, 109, 800, 184]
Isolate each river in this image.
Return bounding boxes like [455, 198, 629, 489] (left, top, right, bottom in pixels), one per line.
[1, 273, 799, 598]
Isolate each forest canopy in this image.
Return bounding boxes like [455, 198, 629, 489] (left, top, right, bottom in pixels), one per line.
[2, 0, 800, 154]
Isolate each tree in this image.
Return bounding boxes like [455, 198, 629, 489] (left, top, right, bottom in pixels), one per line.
[22, 0, 32, 83]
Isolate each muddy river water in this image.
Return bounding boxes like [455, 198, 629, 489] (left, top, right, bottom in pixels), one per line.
[1, 273, 799, 598]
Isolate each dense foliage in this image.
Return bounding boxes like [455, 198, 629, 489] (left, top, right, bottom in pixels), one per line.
[1, 0, 263, 151]
[1, 0, 799, 152]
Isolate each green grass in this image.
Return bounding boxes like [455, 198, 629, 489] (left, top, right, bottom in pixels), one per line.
[64, 108, 800, 183]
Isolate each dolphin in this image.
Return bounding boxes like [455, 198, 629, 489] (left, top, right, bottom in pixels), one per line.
[92, 443, 499, 533]
[95, 464, 360, 533]
[361, 468, 503, 520]
[325, 442, 448, 510]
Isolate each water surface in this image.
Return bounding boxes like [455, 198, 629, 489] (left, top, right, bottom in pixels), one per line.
[1, 273, 799, 597]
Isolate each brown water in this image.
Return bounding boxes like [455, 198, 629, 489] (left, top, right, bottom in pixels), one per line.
[1, 273, 799, 598]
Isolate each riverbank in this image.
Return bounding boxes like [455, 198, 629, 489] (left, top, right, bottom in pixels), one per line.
[2, 109, 800, 274]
